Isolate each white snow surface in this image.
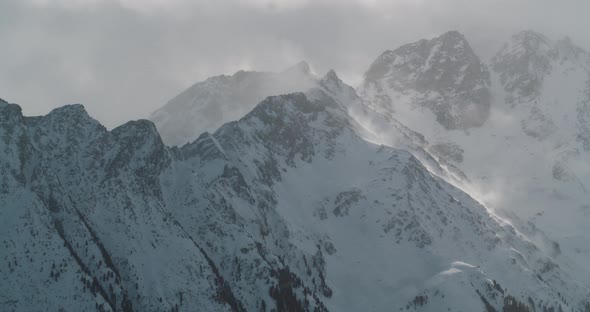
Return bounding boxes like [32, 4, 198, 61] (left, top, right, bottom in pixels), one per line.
[357, 29, 590, 300]
[2, 65, 590, 311]
[4, 30, 590, 312]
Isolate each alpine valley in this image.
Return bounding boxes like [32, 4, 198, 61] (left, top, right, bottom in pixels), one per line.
[2, 30, 590, 312]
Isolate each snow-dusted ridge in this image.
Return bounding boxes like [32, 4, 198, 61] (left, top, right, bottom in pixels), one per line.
[3, 66, 590, 311]
[357, 29, 590, 301]
[151, 61, 317, 147]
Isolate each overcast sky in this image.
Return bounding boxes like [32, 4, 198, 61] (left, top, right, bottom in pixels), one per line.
[2, 0, 589, 128]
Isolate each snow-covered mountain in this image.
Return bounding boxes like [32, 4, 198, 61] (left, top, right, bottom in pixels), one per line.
[3, 69, 590, 311]
[357, 30, 590, 287]
[150, 61, 316, 146]
[360, 30, 491, 130]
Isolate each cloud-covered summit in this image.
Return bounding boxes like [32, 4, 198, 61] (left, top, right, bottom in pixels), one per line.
[1, 0, 590, 128]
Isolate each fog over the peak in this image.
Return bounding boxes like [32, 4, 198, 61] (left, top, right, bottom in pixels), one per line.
[1, 0, 589, 127]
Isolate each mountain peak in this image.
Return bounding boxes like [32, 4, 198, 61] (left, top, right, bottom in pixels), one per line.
[0, 100, 23, 122]
[322, 69, 340, 83]
[361, 30, 491, 129]
[42, 104, 96, 126]
[113, 119, 159, 135]
[495, 30, 589, 67]
[231, 69, 258, 80]
[151, 60, 317, 146]
[503, 30, 553, 57]
[438, 30, 466, 42]
[492, 30, 558, 105]
[555, 36, 590, 65]
[365, 30, 476, 82]
[433, 30, 471, 54]
[511, 29, 551, 44]
[48, 103, 88, 115]
[514, 30, 549, 42]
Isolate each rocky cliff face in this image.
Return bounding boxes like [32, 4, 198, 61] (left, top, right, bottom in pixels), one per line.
[360, 31, 491, 129]
[491, 30, 557, 105]
[2, 72, 590, 311]
[492, 30, 590, 106]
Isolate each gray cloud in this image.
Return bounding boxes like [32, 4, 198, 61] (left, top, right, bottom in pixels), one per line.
[1, 0, 589, 127]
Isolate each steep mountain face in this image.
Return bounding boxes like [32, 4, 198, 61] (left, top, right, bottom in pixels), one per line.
[3, 75, 590, 311]
[360, 31, 491, 129]
[0, 101, 229, 312]
[492, 31, 590, 106]
[150, 61, 316, 146]
[320, 70, 469, 185]
[491, 31, 557, 105]
[358, 30, 590, 288]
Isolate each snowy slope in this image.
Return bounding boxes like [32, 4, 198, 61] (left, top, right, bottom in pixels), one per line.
[150, 61, 317, 146]
[0, 100, 231, 312]
[3, 72, 590, 311]
[357, 30, 590, 289]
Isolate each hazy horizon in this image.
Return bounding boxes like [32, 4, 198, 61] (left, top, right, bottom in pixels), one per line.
[2, 0, 589, 128]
